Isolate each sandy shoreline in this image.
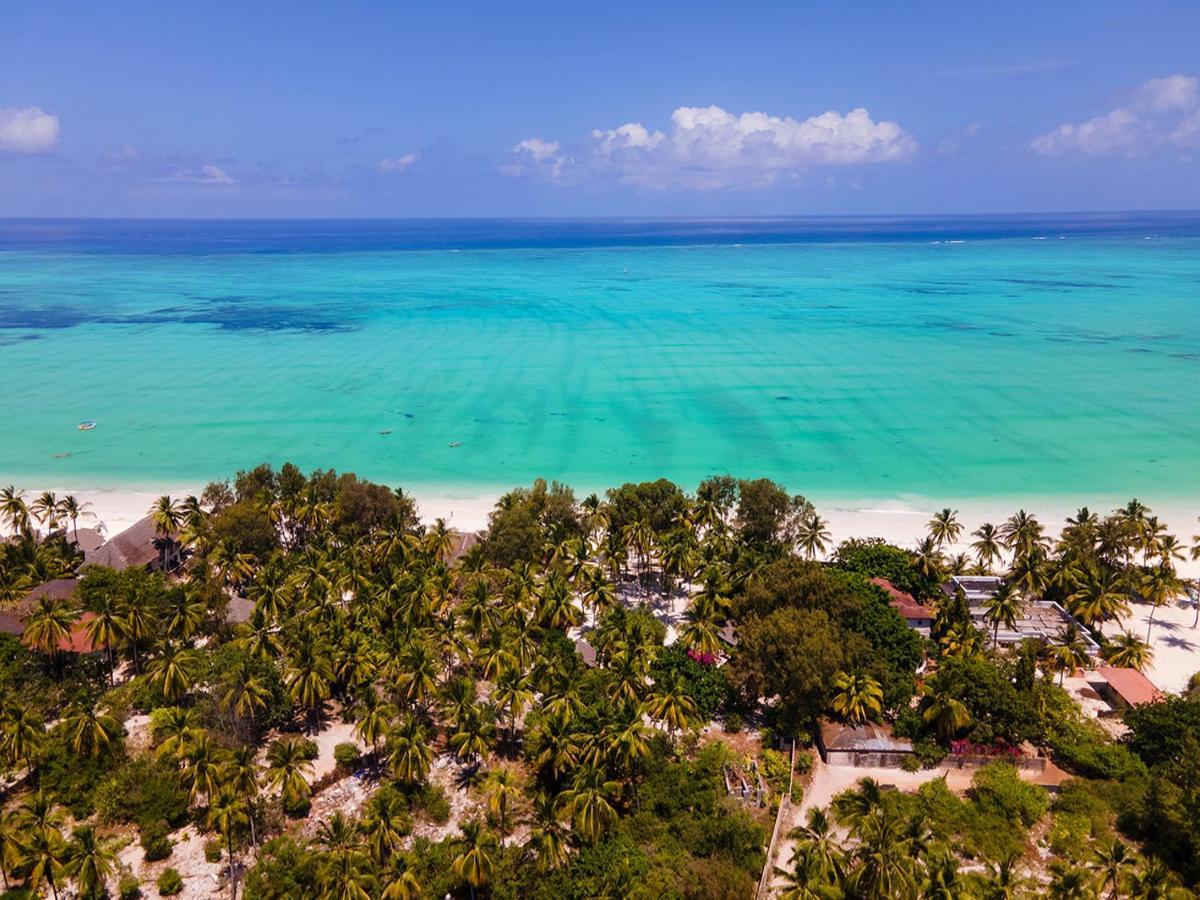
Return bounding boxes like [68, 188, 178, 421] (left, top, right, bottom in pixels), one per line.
[6, 481, 1197, 577]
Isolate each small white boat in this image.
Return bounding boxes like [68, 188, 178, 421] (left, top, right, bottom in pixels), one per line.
[448, 440, 462, 448]
[78, 420, 97, 431]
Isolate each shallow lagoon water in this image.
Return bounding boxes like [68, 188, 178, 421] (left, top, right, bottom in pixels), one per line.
[1, 215, 1197, 504]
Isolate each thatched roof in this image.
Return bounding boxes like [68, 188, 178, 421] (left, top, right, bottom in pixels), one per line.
[87, 516, 163, 571]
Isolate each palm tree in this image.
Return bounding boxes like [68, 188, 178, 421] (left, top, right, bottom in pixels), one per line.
[22, 595, 77, 664]
[844, 809, 919, 900]
[524, 791, 570, 871]
[971, 523, 1004, 572]
[207, 789, 248, 900]
[1103, 631, 1153, 672]
[1140, 566, 1184, 643]
[30, 491, 62, 533]
[153, 706, 201, 759]
[286, 635, 334, 731]
[1, 704, 46, 776]
[1000, 510, 1047, 562]
[982, 581, 1025, 648]
[55, 496, 94, 546]
[1047, 623, 1091, 685]
[222, 745, 262, 848]
[265, 735, 314, 811]
[0, 486, 30, 533]
[62, 701, 121, 758]
[484, 766, 523, 841]
[386, 714, 434, 786]
[786, 806, 845, 886]
[147, 641, 203, 704]
[451, 820, 496, 899]
[563, 766, 620, 844]
[1091, 838, 1133, 900]
[20, 825, 68, 900]
[645, 673, 697, 742]
[830, 671, 883, 724]
[928, 508, 963, 548]
[1127, 855, 1186, 899]
[911, 536, 944, 582]
[82, 592, 126, 685]
[220, 659, 272, 728]
[379, 857, 422, 900]
[1047, 860, 1097, 899]
[359, 791, 408, 866]
[796, 513, 832, 560]
[920, 687, 970, 741]
[1067, 562, 1131, 629]
[831, 777, 883, 829]
[183, 730, 224, 803]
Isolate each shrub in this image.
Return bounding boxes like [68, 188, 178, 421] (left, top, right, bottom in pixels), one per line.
[156, 869, 183, 896]
[914, 740, 947, 768]
[204, 839, 222, 863]
[793, 750, 813, 776]
[298, 738, 320, 761]
[723, 713, 743, 734]
[95, 756, 190, 830]
[118, 873, 142, 900]
[761, 749, 791, 793]
[333, 742, 361, 770]
[140, 821, 172, 862]
[900, 754, 922, 773]
[411, 783, 451, 825]
[969, 763, 1049, 828]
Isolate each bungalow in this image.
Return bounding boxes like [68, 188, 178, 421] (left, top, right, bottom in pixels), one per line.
[1095, 666, 1162, 710]
[871, 578, 935, 634]
[87, 515, 175, 571]
[942, 575, 1004, 606]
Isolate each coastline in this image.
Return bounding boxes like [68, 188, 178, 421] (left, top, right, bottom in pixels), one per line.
[8, 479, 1198, 577]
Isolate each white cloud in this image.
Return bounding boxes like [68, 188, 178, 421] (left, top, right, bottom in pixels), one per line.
[1031, 74, 1199, 158]
[0, 106, 60, 154]
[503, 103, 916, 190]
[377, 153, 417, 173]
[169, 164, 235, 185]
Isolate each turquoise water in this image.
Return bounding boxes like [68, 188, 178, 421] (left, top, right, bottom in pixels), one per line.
[1, 216, 1198, 502]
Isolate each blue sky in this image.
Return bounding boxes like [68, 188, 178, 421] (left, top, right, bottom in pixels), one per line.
[2, 1, 1198, 217]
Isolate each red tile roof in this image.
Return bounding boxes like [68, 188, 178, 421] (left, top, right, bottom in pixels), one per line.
[871, 577, 934, 620]
[58, 612, 103, 654]
[1096, 666, 1161, 707]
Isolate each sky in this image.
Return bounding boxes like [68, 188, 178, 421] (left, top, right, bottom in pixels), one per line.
[2, 1, 1199, 218]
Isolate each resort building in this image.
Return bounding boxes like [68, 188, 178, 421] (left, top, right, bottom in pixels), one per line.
[871, 577, 935, 634]
[86, 515, 173, 571]
[1095, 666, 1162, 710]
[942, 575, 1004, 606]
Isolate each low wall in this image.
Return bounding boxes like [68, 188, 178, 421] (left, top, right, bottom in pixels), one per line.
[827, 750, 913, 768]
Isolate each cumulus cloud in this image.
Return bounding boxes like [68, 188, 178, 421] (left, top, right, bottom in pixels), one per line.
[503, 103, 916, 189]
[1031, 74, 1199, 158]
[0, 106, 60, 154]
[377, 153, 417, 173]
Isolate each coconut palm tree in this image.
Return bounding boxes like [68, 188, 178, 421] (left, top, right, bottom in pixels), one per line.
[1127, 855, 1187, 899]
[359, 791, 408, 866]
[1067, 562, 1131, 629]
[1047, 624, 1091, 685]
[911, 537, 944, 582]
[1140, 566, 1184, 643]
[286, 634, 334, 731]
[562, 766, 619, 844]
[55, 496, 94, 546]
[645, 673, 697, 742]
[1000, 510, 1047, 562]
[220, 659, 272, 729]
[831, 671, 883, 724]
[30, 491, 62, 533]
[62, 701, 121, 758]
[379, 857, 422, 900]
[971, 523, 1004, 572]
[82, 591, 126, 685]
[222, 745, 262, 848]
[1047, 860, 1097, 899]
[1103, 631, 1153, 672]
[524, 791, 570, 871]
[1091, 838, 1133, 900]
[844, 809, 919, 900]
[20, 825, 68, 900]
[183, 730, 224, 803]
[207, 788, 248, 900]
[927, 508, 963, 548]
[153, 706, 201, 759]
[831, 777, 883, 830]
[147, 641, 203, 704]
[484, 766, 524, 841]
[0, 486, 30, 533]
[22, 595, 77, 665]
[920, 687, 970, 742]
[796, 513, 832, 561]
[451, 820, 496, 899]
[386, 714, 434, 786]
[982, 581, 1025, 648]
[265, 735, 314, 811]
[786, 806, 845, 886]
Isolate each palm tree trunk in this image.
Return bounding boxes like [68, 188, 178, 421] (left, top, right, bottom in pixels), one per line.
[1146, 606, 1156, 643]
[228, 831, 237, 900]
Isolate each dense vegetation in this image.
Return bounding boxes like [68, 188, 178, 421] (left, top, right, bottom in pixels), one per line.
[0, 472, 1198, 898]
